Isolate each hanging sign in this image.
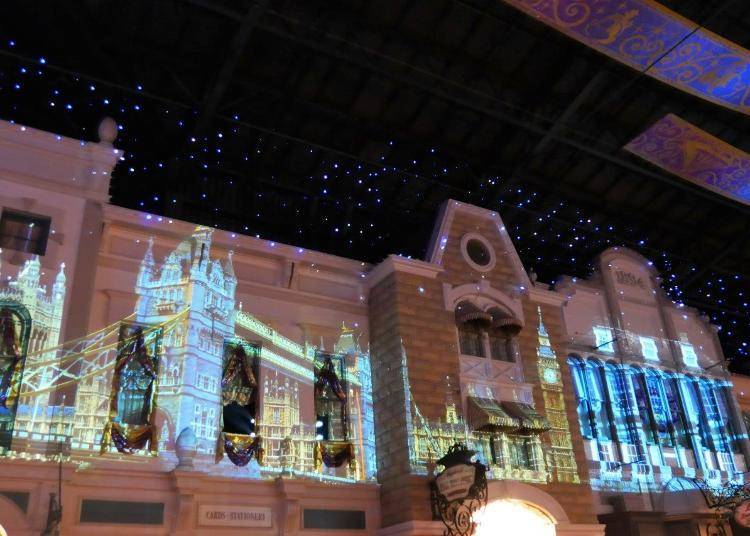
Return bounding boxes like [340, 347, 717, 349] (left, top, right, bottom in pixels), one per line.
[436, 463, 479, 502]
[430, 443, 487, 536]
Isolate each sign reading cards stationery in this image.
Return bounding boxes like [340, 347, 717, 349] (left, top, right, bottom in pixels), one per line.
[198, 505, 273, 528]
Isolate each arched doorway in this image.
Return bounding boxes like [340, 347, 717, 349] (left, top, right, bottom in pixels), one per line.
[472, 480, 568, 536]
[474, 499, 555, 535]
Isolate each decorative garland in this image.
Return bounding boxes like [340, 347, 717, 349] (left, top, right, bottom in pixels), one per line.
[220, 343, 257, 407]
[314, 440, 355, 470]
[0, 308, 21, 408]
[314, 354, 346, 401]
[216, 341, 262, 466]
[110, 423, 156, 453]
[223, 433, 263, 467]
[100, 325, 160, 455]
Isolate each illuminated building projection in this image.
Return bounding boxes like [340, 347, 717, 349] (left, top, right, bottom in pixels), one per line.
[403, 339, 552, 485]
[134, 228, 236, 457]
[569, 357, 744, 492]
[6, 226, 376, 482]
[559, 247, 750, 503]
[535, 307, 579, 483]
[1, 257, 66, 446]
[0, 301, 31, 450]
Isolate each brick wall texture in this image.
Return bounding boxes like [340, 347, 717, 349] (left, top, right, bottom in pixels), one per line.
[368, 208, 599, 528]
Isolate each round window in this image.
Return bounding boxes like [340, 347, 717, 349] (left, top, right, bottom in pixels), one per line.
[466, 239, 491, 267]
[460, 233, 496, 272]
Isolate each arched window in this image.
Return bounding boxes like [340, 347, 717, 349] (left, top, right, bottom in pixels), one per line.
[455, 301, 489, 358]
[568, 357, 613, 443]
[454, 302, 522, 362]
[696, 378, 734, 471]
[488, 328, 511, 361]
[604, 363, 643, 461]
[585, 361, 613, 442]
[457, 320, 485, 357]
[568, 357, 595, 439]
[713, 381, 740, 454]
[489, 309, 522, 362]
[661, 373, 692, 450]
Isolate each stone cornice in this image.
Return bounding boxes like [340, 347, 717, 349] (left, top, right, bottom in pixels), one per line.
[103, 204, 371, 276]
[0, 120, 120, 203]
[365, 254, 443, 289]
[527, 285, 566, 306]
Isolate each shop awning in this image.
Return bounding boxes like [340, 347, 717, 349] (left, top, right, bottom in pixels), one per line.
[500, 401, 551, 435]
[467, 397, 520, 433]
[455, 302, 492, 325]
[492, 316, 523, 334]
[467, 397, 551, 436]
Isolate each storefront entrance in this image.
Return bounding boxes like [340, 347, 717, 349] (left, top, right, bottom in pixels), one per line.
[474, 499, 555, 536]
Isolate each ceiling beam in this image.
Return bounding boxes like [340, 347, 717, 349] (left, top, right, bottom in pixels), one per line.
[680, 232, 750, 290]
[249, 10, 750, 217]
[192, 0, 271, 136]
[181, 0, 750, 220]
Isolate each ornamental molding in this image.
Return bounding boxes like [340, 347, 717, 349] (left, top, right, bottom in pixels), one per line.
[528, 286, 566, 306]
[626, 114, 750, 207]
[443, 280, 524, 326]
[485, 479, 570, 524]
[426, 199, 531, 290]
[365, 254, 443, 289]
[501, 0, 750, 116]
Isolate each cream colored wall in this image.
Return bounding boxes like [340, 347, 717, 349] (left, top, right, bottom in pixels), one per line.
[91, 205, 370, 345]
[0, 457, 381, 535]
[0, 120, 118, 341]
[557, 247, 726, 373]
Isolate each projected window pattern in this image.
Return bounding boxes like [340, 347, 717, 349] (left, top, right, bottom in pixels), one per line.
[639, 337, 659, 361]
[680, 342, 700, 368]
[193, 403, 216, 441]
[196, 372, 218, 393]
[568, 357, 741, 472]
[642, 370, 674, 448]
[593, 327, 615, 353]
[603, 363, 643, 461]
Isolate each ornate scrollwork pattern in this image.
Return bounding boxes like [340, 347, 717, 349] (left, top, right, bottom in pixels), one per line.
[503, 0, 750, 115]
[625, 114, 750, 206]
[430, 444, 488, 536]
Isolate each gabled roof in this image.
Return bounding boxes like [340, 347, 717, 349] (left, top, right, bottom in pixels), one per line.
[426, 199, 531, 290]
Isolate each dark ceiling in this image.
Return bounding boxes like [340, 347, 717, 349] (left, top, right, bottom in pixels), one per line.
[1, 0, 749, 360]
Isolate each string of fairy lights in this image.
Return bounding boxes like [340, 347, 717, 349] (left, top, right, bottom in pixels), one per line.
[0, 36, 747, 362]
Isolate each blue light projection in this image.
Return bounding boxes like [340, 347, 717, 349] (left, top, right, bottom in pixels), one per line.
[568, 356, 748, 492]
[502, 0, 750, 115]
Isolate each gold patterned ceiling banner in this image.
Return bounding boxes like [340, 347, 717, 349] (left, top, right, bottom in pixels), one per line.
[501, 0, 750, 115]
[625, 114, 750, 206]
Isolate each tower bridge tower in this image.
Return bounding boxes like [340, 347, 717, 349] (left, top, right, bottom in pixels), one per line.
[134, 226, 236, 453]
